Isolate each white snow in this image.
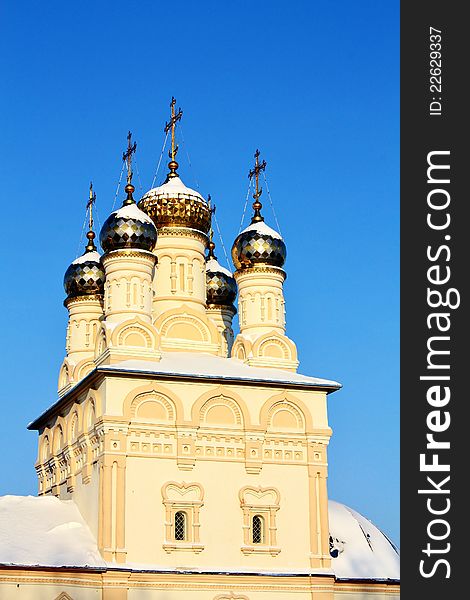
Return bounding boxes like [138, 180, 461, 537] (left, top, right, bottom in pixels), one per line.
[100, 352, 341, 389]
[0, 495, 105, 568]
[240, 220, 283, 240]
[112, 202, 155, 225]
[143, 175, 204, 202]
[206, 257, 233, 278]
[72, 250, 101, 265]
[328, 500, 400, 581]
[0, 495, 398, 581]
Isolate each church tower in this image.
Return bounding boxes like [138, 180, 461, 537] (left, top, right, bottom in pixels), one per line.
[231, 151, 299, 371]
[59, 183, 105, 397]
[27, 102, 353, 597]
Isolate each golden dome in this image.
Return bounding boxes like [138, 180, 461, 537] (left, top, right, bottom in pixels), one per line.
[138, 173, 211, 234]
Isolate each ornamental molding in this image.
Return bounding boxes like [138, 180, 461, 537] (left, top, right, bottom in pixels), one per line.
[64, 294, 104, 308]
[234, 266, 286, 279]
[157, 227, 208, 243]
[102, 249, 157, 262]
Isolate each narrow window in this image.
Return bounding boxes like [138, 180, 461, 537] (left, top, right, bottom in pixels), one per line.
[252, 515, 264, 544]
[174, 511, 186, 541]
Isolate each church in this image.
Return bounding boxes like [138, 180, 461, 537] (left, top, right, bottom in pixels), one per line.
[0, 100, 399, 598]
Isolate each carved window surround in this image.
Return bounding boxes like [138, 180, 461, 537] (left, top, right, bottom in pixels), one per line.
[239, 485, 281, 556]
[162, 482, 204, 553]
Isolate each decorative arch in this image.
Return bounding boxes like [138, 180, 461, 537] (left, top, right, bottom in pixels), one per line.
[131, 391, 176, 422]
[251, 331, 297, 362]
[52, 418, 66, 454]
[72, 358, 95, 383]
[259, 392, 313, 433]
[239, 485, 281, 507]
[83, 389, 101, 431]
[54, 593, 74, 600]
[159, 314, 208, 342]
[123, 383, 183, 424]
[94, 324, 107, 359]
[40, 429, 51, 462]
[67, 405, 82, 443]
[192, 386, 250, 429]
[162, 481, 204, 503]
[111, 317, 159, 350]
[154, 305, 220, 351]
[58, 360, 71, 390]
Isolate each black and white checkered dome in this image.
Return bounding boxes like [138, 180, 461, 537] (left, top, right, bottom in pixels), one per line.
[64, 249, 105, 299]
[100, 201, 157, 253]
[232, 219, 286, 270]
[206, 258, 237, 306]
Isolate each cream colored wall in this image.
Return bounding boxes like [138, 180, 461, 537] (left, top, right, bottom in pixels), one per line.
[125, 458, 311, 569]
[61, 461, 100, 539]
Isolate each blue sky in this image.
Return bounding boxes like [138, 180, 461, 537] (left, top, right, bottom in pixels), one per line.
[0, 1, 399, 543]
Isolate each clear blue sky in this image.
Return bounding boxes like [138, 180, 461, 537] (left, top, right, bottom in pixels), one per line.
[0, 1, 399, 544]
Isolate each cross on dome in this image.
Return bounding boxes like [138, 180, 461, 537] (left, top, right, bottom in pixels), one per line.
[248, 149, 267, 223]
[122, 131, 137, 205]
[164, 96, 183, 180]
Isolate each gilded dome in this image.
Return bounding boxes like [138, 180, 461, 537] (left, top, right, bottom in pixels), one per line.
[232, 219, 286, 270]
[100, 185, 157, 253]
[64, 233, 105, 299]
[138, 173, 211, 234]
[206, 242, 237, 306]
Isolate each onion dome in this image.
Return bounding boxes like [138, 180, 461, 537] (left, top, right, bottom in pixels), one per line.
[100, 183, 158, 253]
[64, 230, 105, 300]
[138, 172, 211, 234]
[232, 218, 286, 270]
[206, 240, 237, 306]
[232, 150, 286, 270]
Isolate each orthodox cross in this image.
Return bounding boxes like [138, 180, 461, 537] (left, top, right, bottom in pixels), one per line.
[248, 149, 267, 201]
[164, 97, 183, 161]
[87, 181, 96, 231]
[85, 181, 97, 251]
[122, 131, 137, 184]
[207, 194, 216, 258]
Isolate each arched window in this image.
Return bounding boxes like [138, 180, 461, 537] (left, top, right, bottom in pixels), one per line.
[252, 515, 264, 544]
[174, 511, 186, 541]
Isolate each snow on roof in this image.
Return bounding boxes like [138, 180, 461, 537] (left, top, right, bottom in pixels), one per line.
[0, 496, 398, 581]
[143, 175, 204, 202]
[0, 495, 105, 568]
[206, 257, 233, 278]
[328, 500, 399, 581]
[72, 250, 101, 265]
[112, 202, 155, 225]
[100, 352, 341, 389]
[240, 220, 283, 241]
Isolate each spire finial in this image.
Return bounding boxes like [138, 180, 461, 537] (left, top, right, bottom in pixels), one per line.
[122, 131, 137, 204]
[207, 194, 216, 259]
[85, 181, 97, 252]
[164, 96, 183, 180]
[248, 149, 267, 223]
